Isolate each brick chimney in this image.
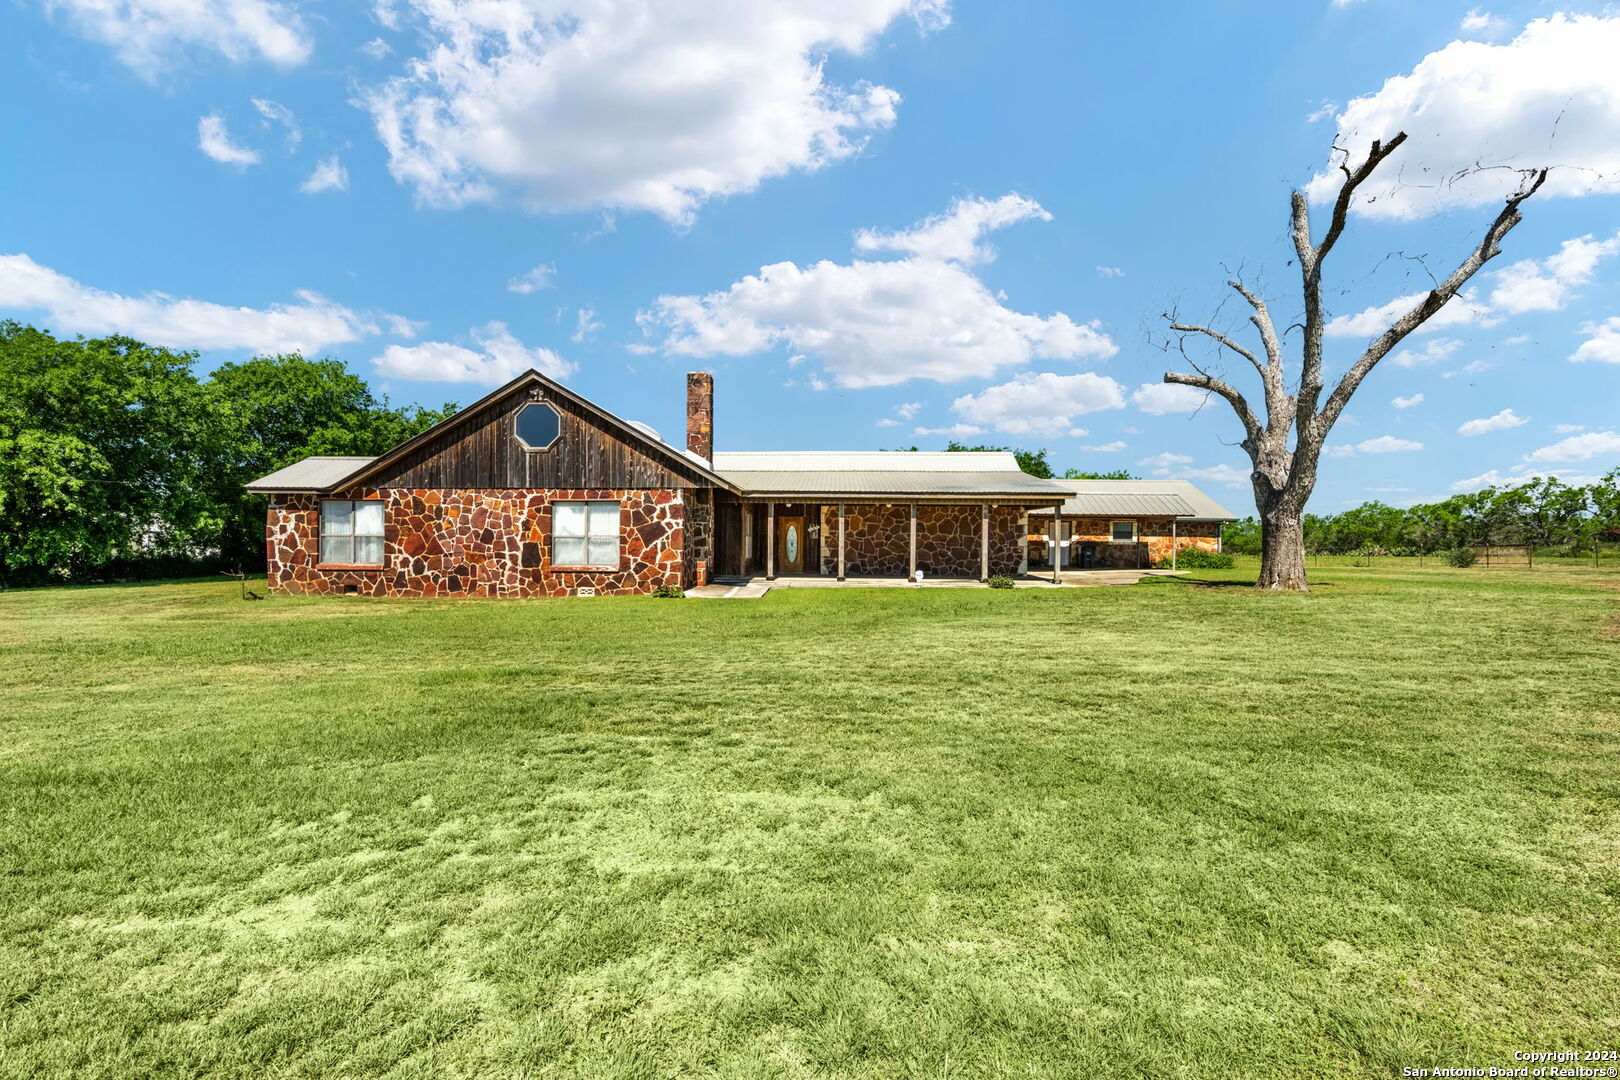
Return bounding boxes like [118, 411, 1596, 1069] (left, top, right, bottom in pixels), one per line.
[685, 372, 713, 462]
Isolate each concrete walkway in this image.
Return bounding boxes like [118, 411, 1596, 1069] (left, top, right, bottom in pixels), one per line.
[686, 569, 1185, 598]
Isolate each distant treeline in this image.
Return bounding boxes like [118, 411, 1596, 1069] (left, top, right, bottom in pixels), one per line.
[1221, 476, 1620, 557]
[0, 323, 456, 587]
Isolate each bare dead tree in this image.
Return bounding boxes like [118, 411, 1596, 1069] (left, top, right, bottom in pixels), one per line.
[1163, 132, 1547, 591]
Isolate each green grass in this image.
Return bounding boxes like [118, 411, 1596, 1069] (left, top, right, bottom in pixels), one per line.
[1, 565, 1616, 1078]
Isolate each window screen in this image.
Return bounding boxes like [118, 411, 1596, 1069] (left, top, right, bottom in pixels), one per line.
[553, 500, 620, 567]
[320, 500, 385, 565]
[1110, 520, 1135, 543]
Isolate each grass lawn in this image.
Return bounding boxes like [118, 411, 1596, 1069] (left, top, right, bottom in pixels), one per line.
[2, 564, 1617, 1078]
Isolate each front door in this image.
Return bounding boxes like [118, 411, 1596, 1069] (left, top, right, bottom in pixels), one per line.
[777, 515, 805, 573]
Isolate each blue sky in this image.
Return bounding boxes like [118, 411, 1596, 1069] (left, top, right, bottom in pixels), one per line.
[3, 0, 1618, 511]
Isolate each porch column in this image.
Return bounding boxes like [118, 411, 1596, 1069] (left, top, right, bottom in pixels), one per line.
[1052, 504, 1063, 584]
[1172, 519, 1178, 571]
[908, 503, 918, 581]
[980, 504, 990, 581]
[837, 503, 846, 581]
[1019, 513, 1029, 575]
[766, 502, 776, 580]
[741, 507, 752, 576]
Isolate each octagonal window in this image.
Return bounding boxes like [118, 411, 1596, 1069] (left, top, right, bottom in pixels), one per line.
[514, 402, 561, 451]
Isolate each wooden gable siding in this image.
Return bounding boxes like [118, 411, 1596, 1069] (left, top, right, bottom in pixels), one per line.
[355, 388, 697, 491]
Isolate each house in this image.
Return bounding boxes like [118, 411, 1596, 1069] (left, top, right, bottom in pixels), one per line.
[1027, 482, 1235, 571]
[245, 370, 1235, 597]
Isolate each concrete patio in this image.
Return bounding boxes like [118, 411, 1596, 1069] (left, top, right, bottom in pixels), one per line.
[687, 569, 1186, 598]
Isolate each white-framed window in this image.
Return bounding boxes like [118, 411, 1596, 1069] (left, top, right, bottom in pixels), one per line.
[553, 500, 620, 568]
[320, 499, 385, 565]
[1110, 519, 1137, 543]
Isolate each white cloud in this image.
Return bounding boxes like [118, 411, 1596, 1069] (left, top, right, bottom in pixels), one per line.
[645, 195, 1115, 387]
[914, 423, 985, 438]
[360, 37, 392, 59]
[359, 0, 947, 222]
[1307, 100, 1337, 123]
[875, 418, 899, 428]
[1177, 463, 1248, 487]
[1095, 266, 1125, 279]
[571, 307, 603, 343]
[0, 253, 394, 354]
[373, 0, 400, 30]
[1389, 337, 1465, 368]
[1357, 435, 1424, 453]
[854, 194, 1048, 265]
[1460, 9, 1507, 37]
[1139, 452, 1193, 476]
[43, 0, 310, 75]
[251, 97, 300, 150]
[1490, 231, 1620, 314]
[373, 321, 571, 383]
[507, 264, 555, 294]
[947, 372, 1126, 437]
[1459, 407, 1527, 435]
[1337, 435, 1424, 455]
[1131, 382, 1210, 415]
[1442, 358, 1493, 379]
[1554, 423, 1585, 434]
[1572, 317, 1620, 363]
[1328, 293, 1493, 339]
[1080, 441, 1126, 453]
[895, 401, 921, 420]
[300, 155, 349, 194]
[197, 113, 260, 167]
[1392, 393, 1424, 408]
[1451, 468, 1510, 491]
[1524, 431, 1620, 463]
[1307, 15, 1620, 219]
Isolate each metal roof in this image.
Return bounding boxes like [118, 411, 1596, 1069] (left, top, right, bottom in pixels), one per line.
[1029, 480, 1240, 521]
[246, 456, 377, 492]
[718, 472, 1076, 499]
[713, 450, 1029, 473]
[1034, 492, 1195, 517]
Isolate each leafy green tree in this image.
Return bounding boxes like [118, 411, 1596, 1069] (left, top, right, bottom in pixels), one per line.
[1221, 517, 1262, 555]
[205, 354, 456, 566]
[943, 440, 1053, 478]
[1511, 476, 1589, 551]
[1062, 468, 1138, 480]
[0, 323, 213, 584]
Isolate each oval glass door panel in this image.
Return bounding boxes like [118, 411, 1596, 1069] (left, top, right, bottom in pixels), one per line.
[785, 524, 800, 563]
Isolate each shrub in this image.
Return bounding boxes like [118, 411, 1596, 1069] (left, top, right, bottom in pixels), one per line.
[1442, 547, 1478, 568]
[1155, 547, 1234, 570]
[651, 584, 685, 598]
[986, 575, 1015, 589]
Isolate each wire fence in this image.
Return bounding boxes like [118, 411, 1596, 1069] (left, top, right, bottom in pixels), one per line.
[1223, 545, 1617, 570]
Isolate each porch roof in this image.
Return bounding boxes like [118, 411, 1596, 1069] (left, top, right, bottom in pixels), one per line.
[1028, 480, 1238, 521]
[711, 451, 1077, 501]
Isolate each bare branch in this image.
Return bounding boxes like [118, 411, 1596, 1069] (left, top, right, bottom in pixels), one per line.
[1318, 167, 1549, 431]
[1167, 320, 1263, 374]
[1164, 370, 1263, 449]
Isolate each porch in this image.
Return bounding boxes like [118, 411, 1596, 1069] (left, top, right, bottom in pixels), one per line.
[689, 568, 1188, 597]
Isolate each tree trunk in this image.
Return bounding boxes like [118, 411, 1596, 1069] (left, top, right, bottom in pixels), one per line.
[1258, 513, 1308, 592]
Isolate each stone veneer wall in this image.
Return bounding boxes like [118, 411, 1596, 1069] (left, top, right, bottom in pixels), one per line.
[267, 488, 684, 597]
[817, 504, 1024, 577]
[681, 489, 713, 590]
[1028, 517, 1222, 567]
